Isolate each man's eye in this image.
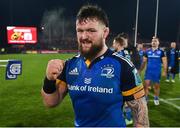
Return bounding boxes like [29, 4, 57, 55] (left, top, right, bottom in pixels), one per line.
[77, 30, 83, 33]
[88, 29, 96, 32]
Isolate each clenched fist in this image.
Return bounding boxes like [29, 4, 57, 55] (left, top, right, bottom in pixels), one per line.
[46, 59, 65, 80]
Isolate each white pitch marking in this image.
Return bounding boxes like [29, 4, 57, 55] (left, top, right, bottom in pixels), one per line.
[149, 98, 180, 101]
[149, 94, 180, 111]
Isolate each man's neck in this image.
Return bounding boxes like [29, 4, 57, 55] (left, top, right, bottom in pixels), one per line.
[152, 47, 158, 51]
[117, 47, 124, 52]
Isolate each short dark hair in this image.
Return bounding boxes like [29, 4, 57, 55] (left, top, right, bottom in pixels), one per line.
[118, 32, 129, 39]
[152, 36, 159, 41]
[76, 4, 109, 27]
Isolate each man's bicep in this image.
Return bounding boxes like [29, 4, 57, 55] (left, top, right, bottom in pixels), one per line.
[56, 80, 68, 100]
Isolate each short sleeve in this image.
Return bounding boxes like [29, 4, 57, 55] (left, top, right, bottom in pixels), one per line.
[161, 50, 165, 57]
[57, 61, 67, 83]
[120, 59, 145, 101]
[144, 50, 148, 58]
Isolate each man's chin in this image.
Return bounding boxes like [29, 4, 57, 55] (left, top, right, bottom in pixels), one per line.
[81, 50, 89, 55]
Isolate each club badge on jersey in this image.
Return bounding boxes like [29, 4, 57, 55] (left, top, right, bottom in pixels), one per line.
[6, 60, 22, 80]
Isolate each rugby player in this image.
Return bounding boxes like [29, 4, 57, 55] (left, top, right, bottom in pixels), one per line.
[166, 42, 179, 83]
[112, 34, 131, 60]
[112, 34, 133, 125]
[140, 37, 167, 105]
[41, 4, 149, 127]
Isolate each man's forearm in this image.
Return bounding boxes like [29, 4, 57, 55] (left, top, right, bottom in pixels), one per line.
[139, 62, 145, 72]
[41, 77, 60, 107]
[126, 97, 149, 127]
[163, 61, 167, 73]
[162, 57, 167, 75]
[41, 89, 60, 107]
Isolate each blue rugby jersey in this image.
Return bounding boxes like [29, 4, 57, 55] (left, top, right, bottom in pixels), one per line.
[169, 49, 175, 67]
[144, 48, 165, 75]
[57, 49, 144, 127]
[139, 49, 144, 65]
[117, 49, 131, 60]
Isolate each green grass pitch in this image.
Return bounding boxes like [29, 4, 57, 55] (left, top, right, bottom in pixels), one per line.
[0, 54, 180, 126]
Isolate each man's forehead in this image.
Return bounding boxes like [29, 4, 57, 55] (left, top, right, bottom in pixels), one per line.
[76, 18, 102, 26]
[152, 38, 158, 42]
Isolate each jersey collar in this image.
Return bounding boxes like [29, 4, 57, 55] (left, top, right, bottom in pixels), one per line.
[83, 49, 113, 68]
[151, 47, 159, 52]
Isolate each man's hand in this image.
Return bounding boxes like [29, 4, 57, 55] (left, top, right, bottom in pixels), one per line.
[46, 59, 65, 80]
[162, 66, 169, 77]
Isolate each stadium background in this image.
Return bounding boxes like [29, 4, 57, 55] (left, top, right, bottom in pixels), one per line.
[0, 0, 180, 127]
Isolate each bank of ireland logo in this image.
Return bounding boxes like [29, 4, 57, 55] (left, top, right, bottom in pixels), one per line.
[84, 78, 92, 84]
[6, 60, 22, 80]
[101, 65, 114, 78]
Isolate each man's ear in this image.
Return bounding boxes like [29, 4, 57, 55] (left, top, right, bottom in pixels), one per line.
[103, 27, 109, 39]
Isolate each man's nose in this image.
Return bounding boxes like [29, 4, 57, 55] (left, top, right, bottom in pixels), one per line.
[81, 31, 89, 40]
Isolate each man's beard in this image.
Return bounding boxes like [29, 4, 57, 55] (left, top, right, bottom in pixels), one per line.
[79, 39, 103, 60]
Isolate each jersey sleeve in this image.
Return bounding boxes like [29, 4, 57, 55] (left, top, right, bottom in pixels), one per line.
[161, 50, 165, 57]
[120, 59, 145, 101]
[144, 50, 148, 58]
[56, 61, 68, 86]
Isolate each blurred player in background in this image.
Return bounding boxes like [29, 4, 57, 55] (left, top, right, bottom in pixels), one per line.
[112, 34, 133, 125]
[140, 37, 167, 105]
[137, 43, 144, 69]
[166, 42, 179, 83]
[41, 4, 149, 127]
[112, 34, 130, 59]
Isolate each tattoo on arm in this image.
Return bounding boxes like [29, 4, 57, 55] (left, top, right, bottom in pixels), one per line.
[126, 97, 149, 127]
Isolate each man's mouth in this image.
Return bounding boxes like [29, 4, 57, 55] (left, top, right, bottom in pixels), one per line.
[81, 41, 92, 48]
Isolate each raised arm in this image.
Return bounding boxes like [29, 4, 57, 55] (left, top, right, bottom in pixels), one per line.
[41, 59, 68, 108]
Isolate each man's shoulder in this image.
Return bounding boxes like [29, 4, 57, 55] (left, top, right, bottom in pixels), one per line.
[145, 48, 152, 52]
[110, 52, 134, 67]
[158, 48, 165, 52]
[65, 53, 81, 64]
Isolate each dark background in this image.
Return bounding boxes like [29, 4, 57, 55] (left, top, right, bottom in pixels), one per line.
[0, 0, 179, 48]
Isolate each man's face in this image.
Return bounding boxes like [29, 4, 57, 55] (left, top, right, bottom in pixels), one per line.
[76, 18, 109, 59]
[151, 38, 159, 48]
[171, 42, 176, 49]
[137, 44, 143, 50]
[123, 39, 128, 48]
[112, 40, 119, 52]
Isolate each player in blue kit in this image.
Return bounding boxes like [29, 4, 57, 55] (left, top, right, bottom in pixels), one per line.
[137, 43, 144, 68]
[41, 5, 149, 127]
[140, 37, 167, 105]
[112, 34, 133, 125]
[112, 34, 131, 60]
[165, 42, 179, 83]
